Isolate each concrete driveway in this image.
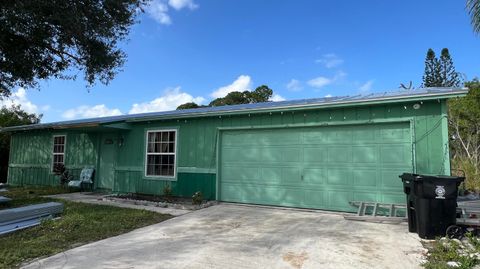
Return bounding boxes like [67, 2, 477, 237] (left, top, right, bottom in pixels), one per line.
[23, 204, 424, 269]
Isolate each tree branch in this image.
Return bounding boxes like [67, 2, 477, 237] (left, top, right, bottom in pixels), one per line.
[44, 44, 83, 65]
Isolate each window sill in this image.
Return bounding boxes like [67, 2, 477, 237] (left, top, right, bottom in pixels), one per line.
[143, 175, 177, 181]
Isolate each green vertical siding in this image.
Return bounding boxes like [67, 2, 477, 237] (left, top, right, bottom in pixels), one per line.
[8, 131, 99, 186]
[113, 170, 215, 199]
[8, 100, 451, 200]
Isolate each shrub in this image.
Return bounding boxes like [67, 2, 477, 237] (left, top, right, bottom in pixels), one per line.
[452, 157, 480, 192]
[192, 191, 203, 205]
[162, 183, 172, 197]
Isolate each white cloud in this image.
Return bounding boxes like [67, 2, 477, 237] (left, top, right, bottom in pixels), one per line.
[146, 0, 198, 25]
[315, 53, 344, 68]
[129, 87, 205, 114]
[62, 105, 122, 120]
[210, 75, 252, 98]
[307, 76, 332, 88]
[146, 0, 171, 25]
[0, 88, 43, 114]
[168, 0, 198, 10]
[325, 94, 332, 98]
[270, 94, 286, 102]
[359, 80, 374, 93]
[307, 71, 347, 89]
[286, 79, 302, 92]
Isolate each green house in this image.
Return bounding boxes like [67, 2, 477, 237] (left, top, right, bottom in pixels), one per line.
[1, 88, 467, 212]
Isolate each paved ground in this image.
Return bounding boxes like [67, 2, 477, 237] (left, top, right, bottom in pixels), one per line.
[46, 192, 191, 216]
[23, 204, 424, 269]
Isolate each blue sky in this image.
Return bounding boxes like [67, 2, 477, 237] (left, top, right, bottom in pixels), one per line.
[2, 0, 480, 123]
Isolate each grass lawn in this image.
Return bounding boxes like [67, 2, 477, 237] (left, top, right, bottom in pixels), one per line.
[0, 186, 173, 269]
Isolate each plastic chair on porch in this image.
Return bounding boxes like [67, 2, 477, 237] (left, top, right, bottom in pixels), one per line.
[68, 167, 95, 191]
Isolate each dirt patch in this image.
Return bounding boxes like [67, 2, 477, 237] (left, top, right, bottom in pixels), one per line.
[282, 251, 309, 269]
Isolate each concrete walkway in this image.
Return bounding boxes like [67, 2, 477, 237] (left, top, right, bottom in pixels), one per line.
[23, 204, 424, 269]
[45, 192, 191, 216]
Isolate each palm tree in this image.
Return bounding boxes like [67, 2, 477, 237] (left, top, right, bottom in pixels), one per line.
[467, 0, 480, 34]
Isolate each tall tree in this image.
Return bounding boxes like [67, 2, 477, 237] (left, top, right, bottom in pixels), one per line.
[439, 48, 462, 87]
[0, 0, 148, 97]
[421, 48, 461, 88]
[0, 105, 41, 182]
[467, 0, 480, 34]
[422, 49, 442, 87]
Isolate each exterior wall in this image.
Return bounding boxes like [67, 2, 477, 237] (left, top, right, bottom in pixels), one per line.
[8, 132, 99, 186]
[7, 99, 451, 200]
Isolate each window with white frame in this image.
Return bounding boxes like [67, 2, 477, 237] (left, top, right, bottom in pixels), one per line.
[145, 130, 176, 177]
[52, 135, 66, 172]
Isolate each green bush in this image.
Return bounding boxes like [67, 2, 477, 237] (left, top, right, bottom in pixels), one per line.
[162, 183, 172, 198]
[192, 191, 203, 205]
[452, 157, 480, 192]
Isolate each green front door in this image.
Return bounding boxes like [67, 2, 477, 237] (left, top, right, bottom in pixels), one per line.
[97, 133, 116, 190]
[219, 122, 413, 212]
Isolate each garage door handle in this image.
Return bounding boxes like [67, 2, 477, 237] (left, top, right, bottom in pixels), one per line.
[301, 175, 304, 181]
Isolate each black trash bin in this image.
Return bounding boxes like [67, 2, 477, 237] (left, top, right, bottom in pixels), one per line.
[400, 173, 464, 239]
[399, 173, 418, 233]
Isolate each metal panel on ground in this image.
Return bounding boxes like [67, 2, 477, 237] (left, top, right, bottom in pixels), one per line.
[219, 122, 413, 212]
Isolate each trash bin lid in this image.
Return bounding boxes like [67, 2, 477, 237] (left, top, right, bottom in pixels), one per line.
[414, 174, 465, 183]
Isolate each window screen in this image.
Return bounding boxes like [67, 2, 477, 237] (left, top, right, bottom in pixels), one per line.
[145, 130, 176, 177]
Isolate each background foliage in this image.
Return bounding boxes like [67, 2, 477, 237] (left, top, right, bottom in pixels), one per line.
[0, 105, 41, 183]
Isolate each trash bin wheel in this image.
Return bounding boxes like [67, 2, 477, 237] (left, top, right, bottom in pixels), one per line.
[446, 225, 464, 239]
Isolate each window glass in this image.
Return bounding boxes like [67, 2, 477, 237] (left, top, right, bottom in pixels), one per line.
[52, 135, 66, 172]
[146, 130, 176, 177]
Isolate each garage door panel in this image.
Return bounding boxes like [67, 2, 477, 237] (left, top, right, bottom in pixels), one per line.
[304, 130, 329, 144]
[220, 184, 243, 201]
[381, 193, 406, 204]
[222, 132, 256, 146]
[304, 190, 326, 207]
[303, 168, 326, 185]
[261, 147, 301, 163]
[220, 123, 412, 212]
[380, 145, 411, 165]
[222, 166, 259, 182]
[328, 190, 354, 211]
[304, 147, 328, 163]
[380, 169, 407, 189]
[327, 169, 352, 186]
[380, 125, 410, 142]
[326, 128, 353, 144]
[282, 167, 302, 184]
[353, 191, 379, 204]
[259, 131, 301, 146]
[353, 169, 377, 187]
[279, 189, 304, 207]
[261, 167, 282, 184]
[353, 127, 376, 143]
[328, 146, 352, 163]
[223, 147, 260, 163]
[352, 146, 378, 163]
